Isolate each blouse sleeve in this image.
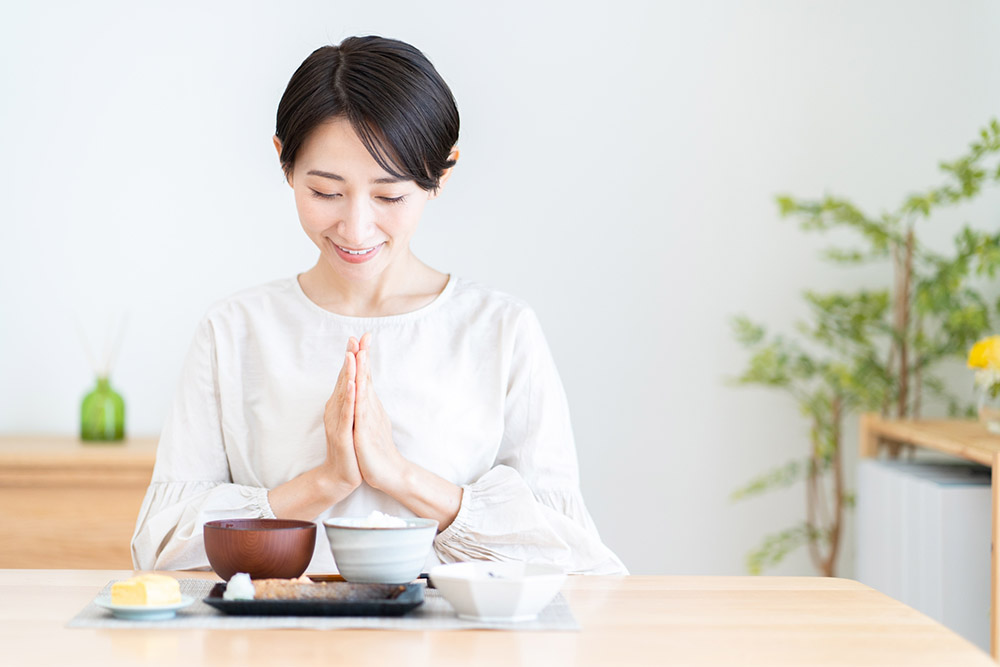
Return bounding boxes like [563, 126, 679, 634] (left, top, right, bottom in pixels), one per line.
[433, 308, 627, 575]
[130, 317, 275, 571]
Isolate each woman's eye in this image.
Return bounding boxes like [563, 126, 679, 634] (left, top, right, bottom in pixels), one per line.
[378, 195, 407, 205]
[310, 189, 341, 200]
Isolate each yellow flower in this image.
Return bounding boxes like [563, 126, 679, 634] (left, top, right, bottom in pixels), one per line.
[968, 335, 1000, 369]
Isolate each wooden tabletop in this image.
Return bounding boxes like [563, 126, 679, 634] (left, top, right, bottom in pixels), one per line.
[0, 570, 992, 666]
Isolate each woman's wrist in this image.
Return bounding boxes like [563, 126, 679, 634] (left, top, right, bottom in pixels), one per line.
[363, 452, 409, 496]
[374, 457, 462, 531]
[270, 463, 357, 520]
[317, 461, 361, 501]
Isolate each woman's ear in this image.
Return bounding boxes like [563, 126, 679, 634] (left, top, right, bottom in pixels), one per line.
[429, 146, 459, 199]
[273, 135, 293, 187]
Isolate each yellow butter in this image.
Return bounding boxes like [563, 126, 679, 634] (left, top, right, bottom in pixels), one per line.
[111, 574, 181, 606]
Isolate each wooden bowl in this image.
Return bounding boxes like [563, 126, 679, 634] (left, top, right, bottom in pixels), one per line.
[203, 518, 316, 580]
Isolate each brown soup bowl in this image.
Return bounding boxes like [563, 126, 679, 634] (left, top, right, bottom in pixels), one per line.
[203, 518, 317, 580]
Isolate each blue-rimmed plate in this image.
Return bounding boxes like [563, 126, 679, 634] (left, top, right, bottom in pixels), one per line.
[94, 595, 195, 620]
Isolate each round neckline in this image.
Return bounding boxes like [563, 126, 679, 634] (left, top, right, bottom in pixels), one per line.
[290, 273, 456, 325]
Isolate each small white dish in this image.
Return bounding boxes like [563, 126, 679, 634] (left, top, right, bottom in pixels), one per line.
[94, 595, 195, 620]
[429, 562, 566, 622]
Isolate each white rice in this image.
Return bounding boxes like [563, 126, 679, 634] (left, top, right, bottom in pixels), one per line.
[223, 572, 255, 600]
[358, 510, 408, 528]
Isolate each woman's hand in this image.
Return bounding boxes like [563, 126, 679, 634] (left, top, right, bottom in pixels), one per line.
[321, 338, 363, 493]
[352, 333, 407, 493]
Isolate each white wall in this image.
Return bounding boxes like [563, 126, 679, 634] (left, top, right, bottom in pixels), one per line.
[2, 0, 999, 575]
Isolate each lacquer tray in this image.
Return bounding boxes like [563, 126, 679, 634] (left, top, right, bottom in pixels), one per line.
[202, 581, 424, 617]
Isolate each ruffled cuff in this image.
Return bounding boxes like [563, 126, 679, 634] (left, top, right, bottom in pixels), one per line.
[132, 481, 278, 571]
[435, 465, 570, 561]
[433, 466, 627, 574]
[253, 486, 277, 519]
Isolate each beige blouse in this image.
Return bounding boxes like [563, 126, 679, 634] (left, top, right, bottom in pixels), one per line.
[131, 276, 626, 575]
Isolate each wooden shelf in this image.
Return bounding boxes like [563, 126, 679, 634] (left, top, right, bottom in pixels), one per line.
[860, 414, 1000, 466]
[0, 435, 157, 569]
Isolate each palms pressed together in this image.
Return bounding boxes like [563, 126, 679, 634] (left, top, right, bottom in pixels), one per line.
[323, 333, 405, 495]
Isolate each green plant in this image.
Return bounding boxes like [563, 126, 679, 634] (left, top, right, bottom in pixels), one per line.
[731, 119, 1000, 576]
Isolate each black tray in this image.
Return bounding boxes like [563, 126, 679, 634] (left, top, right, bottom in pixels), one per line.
[203, 582, 424, 617]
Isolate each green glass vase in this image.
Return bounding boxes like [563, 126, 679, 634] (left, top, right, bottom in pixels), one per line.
[80, 377, 125, 442]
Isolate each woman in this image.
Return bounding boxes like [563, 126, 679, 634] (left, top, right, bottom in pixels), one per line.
[131, 36, 626, 576]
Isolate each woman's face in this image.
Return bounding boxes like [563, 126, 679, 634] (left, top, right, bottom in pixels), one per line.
[282, 118, 440, 284]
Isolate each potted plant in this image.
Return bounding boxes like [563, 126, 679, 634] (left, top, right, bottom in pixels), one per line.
[731, 120, 1000, 576]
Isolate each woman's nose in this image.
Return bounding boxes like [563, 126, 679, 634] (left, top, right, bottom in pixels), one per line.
[338, 197, 375, 244]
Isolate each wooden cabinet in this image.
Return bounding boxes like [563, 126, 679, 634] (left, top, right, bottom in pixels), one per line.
[0, 435, 157, 569]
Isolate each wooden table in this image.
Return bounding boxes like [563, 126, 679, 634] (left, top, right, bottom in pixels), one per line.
[859, 414, 1000, 659]
[0, 570, 992, 666]
[0, 435, 157, 568]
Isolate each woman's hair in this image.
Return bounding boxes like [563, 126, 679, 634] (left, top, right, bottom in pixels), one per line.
[275, 36, 459, 191]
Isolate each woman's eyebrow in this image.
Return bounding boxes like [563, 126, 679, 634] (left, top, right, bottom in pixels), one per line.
[306, 169, 405, 184]
[307, 169, 344, 181]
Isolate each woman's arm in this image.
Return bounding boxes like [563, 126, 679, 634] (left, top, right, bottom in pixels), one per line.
[132, 319, 362, 569]
[132, 318, 272, 570]
[436, 307, 626, 573]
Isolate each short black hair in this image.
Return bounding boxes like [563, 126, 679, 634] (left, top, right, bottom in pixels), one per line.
[275, 36, 459, 191]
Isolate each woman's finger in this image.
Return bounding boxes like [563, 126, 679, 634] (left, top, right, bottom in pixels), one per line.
[357, 349, 369, 392]
[338, 350, 356, 405]
[359, 332, 371, 352]
[328, 351, 351, 403]
[339, 378, 355, 439]
[347, 336, 360, 355]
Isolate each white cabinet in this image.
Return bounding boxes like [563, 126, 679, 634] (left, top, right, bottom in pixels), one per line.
[857, 459, 991, 652]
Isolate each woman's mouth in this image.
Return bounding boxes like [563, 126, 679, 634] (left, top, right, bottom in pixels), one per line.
[330, 240, 384, 264]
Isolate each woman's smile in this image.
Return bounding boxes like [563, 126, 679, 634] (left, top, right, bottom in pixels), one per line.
[330, 239, 385, 264]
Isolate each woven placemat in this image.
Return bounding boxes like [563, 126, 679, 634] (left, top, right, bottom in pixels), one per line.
[67, 579, 579, 631]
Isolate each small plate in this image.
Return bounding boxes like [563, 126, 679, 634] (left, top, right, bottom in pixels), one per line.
[94, 595, 195, 620]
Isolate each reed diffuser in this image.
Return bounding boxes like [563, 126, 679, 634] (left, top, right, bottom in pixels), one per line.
[78, 313, 128, 443]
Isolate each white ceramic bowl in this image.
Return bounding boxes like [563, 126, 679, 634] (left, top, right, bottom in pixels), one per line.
[428, 561, 566, 622]
[322, 517, 438, 584]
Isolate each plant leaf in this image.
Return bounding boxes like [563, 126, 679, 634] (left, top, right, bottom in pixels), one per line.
[745, 523, 822, 575]
[730, 458, 816, 502]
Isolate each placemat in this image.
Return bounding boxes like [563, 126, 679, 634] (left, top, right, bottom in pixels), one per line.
[67, 579, 579, 631]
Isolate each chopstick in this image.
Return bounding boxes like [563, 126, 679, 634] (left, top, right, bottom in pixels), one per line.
[307, 573, 434, 588]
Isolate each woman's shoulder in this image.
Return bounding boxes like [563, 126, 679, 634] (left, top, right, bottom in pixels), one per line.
[448, 277, 533, 316]
[444, 277, 547, 340]
[200, 277, 302, 325]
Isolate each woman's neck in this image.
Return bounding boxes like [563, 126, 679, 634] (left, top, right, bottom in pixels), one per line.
[298, 253, 449, 317]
